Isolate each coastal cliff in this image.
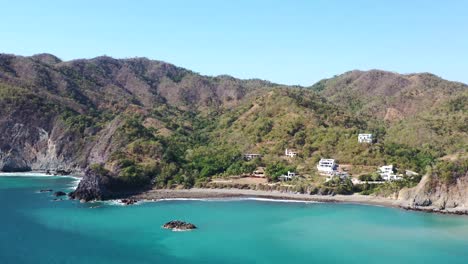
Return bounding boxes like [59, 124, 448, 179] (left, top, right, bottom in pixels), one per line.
[398, 162, 468, 214]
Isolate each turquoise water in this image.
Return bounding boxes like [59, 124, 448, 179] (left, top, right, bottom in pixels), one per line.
[1, 175, 468, 264]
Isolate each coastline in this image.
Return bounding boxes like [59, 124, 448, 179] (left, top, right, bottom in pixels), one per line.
[4, 172, 466, 216]
[130, 188, 468, 216]
[0, 171, 83, 178]
[130, 188, 402, 208]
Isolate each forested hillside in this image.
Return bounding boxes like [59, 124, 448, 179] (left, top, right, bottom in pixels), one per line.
[0, 53, 466, 199]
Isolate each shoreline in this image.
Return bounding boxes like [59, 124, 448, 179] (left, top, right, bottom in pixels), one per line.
[130, 188, 468, 216]
[130, 188, 402, 208]
[0, 171, 83, 178]
[4, 172, 466, 216]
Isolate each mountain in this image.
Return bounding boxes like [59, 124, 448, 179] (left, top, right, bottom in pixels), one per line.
[311, 70, 468, 154]
[310, 70, 467, 121]
[0, 53, 466, 204]
[0, 53, 276, 172]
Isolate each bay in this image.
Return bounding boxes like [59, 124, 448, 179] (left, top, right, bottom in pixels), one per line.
[1, 175, 468, 264]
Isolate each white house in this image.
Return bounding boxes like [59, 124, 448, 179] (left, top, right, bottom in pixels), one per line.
[378, 165, 402, 181]
[358, 133, 373, 143]
[317, 159, 337, 175]
[244, 153, 261, 160]
[285, 149, 298, 158]
[279, 171, 296, 181]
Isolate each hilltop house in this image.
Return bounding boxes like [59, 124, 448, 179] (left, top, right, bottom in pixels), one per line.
[285, 148, 298, 158]
[378, 165, 402, 181]
[317, 159, 337, 175]
[244, 153, 262, 160]
[358, 133, 373, 143]
[279, 171, 296, 181]
[252, 167, 266, 178]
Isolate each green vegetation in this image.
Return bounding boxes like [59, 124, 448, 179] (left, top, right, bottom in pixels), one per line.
[429, 159, 468, 184]
[1, 55, 466, 196]
[265, 162, 296, 181]
[319, 177, 354, 195]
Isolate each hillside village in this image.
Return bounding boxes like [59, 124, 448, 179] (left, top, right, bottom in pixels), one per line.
[208, 133, 421, 195]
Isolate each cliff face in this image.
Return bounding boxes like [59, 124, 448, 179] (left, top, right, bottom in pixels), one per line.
[0, 102, 79, 172]
[399, 171, 468, 214]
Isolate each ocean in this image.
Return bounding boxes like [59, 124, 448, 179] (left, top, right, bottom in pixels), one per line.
[1, 174, 468, 264]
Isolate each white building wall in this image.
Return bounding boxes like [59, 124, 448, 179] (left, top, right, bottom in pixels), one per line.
[358, 134, 373, 143]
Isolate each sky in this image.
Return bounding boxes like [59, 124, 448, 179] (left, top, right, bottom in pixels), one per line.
[1, 0, 467, 86]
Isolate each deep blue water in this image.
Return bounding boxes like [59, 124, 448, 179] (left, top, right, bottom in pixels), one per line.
[1, 174, 468, 264]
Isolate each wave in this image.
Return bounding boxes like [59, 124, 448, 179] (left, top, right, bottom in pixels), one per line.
[239, 197, 321, 204]
[65, 177, 81, 190]
[147, 197, 321, 204]
[0, 172, 55, 177]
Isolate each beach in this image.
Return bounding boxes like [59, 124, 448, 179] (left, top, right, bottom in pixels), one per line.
[131, 188, 403, 208]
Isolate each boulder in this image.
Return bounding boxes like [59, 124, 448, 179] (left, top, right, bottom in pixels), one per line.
[68, 168, 112, 202]
[54, 169, 72, 176]
[163, 220, 197, 231]
[120, 199, 137, 205]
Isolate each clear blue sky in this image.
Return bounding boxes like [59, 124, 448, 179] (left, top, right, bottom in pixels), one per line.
[1, 0, 467, 85]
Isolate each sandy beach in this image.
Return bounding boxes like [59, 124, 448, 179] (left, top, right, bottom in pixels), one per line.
[131, 188, 403, 209]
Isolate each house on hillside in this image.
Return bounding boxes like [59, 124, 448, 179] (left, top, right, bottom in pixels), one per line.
[317, 159, 337, 175]
[358, 133, 373, 143]
[285, 148, 299, 158]
[252, 167, 266, 178]
[279, 171, 297, 181]
[244, 153, 262, 160]
[378, 165, 402, 181]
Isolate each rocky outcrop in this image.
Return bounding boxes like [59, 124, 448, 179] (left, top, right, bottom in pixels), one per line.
[68, 169, 112, 202]
[163, 220, 197, 231]
[120, 199, 137, 205]
[398, 173, 468, 214]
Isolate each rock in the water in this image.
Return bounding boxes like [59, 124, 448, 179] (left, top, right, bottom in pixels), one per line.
[39, 189, 53, 193]
[54, 169, 72, 176]
[54, 191, 67, 197]
[163, 220, 197, 231]
[120, 199, 137, 205]
[68, 168, 111, 202]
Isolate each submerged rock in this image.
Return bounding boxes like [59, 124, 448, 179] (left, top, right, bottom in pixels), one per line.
[163, 220, 197, 231]
[54, 191, 67, 197]
[39, 189, 53, 193]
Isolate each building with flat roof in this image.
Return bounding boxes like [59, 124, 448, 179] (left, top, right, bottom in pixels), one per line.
[358, 133, 373, 143]
[244, 153, 261, 160]
[317, 159, 337, 175]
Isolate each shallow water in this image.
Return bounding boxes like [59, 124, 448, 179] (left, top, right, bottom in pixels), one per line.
[1, 175, 468, 264]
